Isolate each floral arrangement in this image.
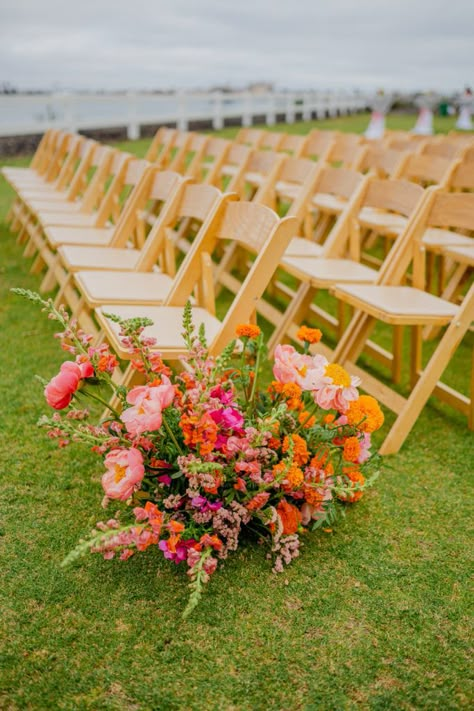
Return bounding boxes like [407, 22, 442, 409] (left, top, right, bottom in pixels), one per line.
[14, 289, 383, 618]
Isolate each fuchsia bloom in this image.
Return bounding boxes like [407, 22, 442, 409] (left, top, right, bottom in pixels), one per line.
[273, 345, 326, 391]
[209, 385, 235, 404]
[101, 448, 145, 501]
[44, 359, 93, 410]
[159, 538, 196, 563]
[191, 496, 223, 513]
[121, 376, 175, 437]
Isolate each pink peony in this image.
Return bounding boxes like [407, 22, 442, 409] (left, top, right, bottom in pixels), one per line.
[101, 448, 145, 501]
[45, 361, 82, 409]
[121, 376, 175, 437]
[273, 345, 326, 391]
[312, 363, 361, 412]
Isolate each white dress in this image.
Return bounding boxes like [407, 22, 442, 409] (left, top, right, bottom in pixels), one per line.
[365, 94, 392, 140]
[456, 94, 473, 130]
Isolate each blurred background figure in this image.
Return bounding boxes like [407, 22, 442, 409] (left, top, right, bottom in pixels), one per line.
[456, 86, 473, 130]
[412, 91, 438, 135]
[364, 89, 392, 139]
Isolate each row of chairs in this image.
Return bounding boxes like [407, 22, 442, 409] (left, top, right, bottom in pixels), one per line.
[2, 126, 473, 456]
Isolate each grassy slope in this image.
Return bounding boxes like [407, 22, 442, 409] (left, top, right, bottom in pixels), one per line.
[0, 116, 473, 710]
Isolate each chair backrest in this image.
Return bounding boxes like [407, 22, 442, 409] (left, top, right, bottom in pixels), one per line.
[278, 134, 307, 157]
[260, 131, 286, 151]
[449, 159, 474, 191]
[419, 138, 464, 159]
[165, 131, 196, 172]
[78, 146, 119, 215]
[235, 128, 265, 147]
[165, 200, 298, 348]
[189, 137, 231, 184]
[92, 154, 145, 230]
[359, 145, 408, 178]
[63, 139, 98, 202]
[401, 153, 459, 187]
[327, 133, 364, 167]
[384, 188, 474, 288]
[44, 132, 76, 183]
[214, 143, 251, 191]
[233, 150, 285, 199]
[29, 129, 55, 171]
[145, 127, 178, 163]
[133, 174, 220, 271]
[302, 130, 336, 161]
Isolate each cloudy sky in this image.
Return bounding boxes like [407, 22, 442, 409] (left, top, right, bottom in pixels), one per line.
[0, 0, 473, 92]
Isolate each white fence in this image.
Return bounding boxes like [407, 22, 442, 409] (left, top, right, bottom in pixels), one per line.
[0, 90, 369, 138]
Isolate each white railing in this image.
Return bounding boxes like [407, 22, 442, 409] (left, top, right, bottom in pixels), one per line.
[0, 90, 369, 138]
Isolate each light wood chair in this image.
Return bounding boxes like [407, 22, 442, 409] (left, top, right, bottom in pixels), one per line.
[266, 178, 425, 349]
[231, 149, 285, 199]
[325, 133, 366, 169]
[214, 143, 252, 191]
[259, 131, 286, 151]
[331, 188, 474, 454]
[358, 145, 409, 179]
[3, 131, 71, 194]
[51, 171, 189, 312]
[144, 127, 178, 164]
[93, 202, 298, 390]
[235, 128, 266, 148]
[184, 137, 230, 185]
[301, 129, 336, 162]
[277, 133, 307, 158]
[65, 184, 233, 335]
[34, 159, 160, 290]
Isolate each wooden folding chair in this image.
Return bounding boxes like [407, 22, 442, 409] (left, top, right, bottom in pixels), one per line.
[3, 130, 71, 194]
[144, 127, 178, 164]
[93, 202, 298, 390]
[52, 170, 189, 312]
[162, 131, 196, 172]
[231, 149, 285, 199]
[184, 137, 230, 185]
[34, 158, 160, 290]
[259, 131, 286, 151]
[277, 133, 307, 158]
[235, 128, 266, 148]
[357, 145, 409, 179]
[266, 178, 425, 349]
[214, 143, 251, 191]
[331, 188, 474, 454]
[300, 129, 336, 162]
[325, 133, 366, 169]
[67, 185, 235, 334]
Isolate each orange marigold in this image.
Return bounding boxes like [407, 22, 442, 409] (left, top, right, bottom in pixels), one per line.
[342, 468, 365, 503]
[303, 484, 325, 507]
[343, 436, 361, 463]
[297, 325, 323, 344]
[298, 410, 316, 428]
[282, 434, 309, 465]
[235, 324, 261, 339]
[310, 449, 334, 477]
[346, 395, 384, 433]
[276, 499, 302, 534]
[282, 464, 305, 492]
[180, 412, 218, 455]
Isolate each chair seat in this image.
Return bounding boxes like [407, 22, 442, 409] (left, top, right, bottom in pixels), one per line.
[275, 180, 300, 200]
[17, 187, 69, 201]
[40, 212, 97, 228]
[422, 227, 474, 253]
[95, 305, 222, 358]
[244, 171, 265, 187]
[441, 244, 474, 265]
[46, 225, 114, 248]
[281, 257, 378, 285]
[25, 199, 82, 215]
[284, 236, 325, 258]
[75, 271, 173, 306]
[311, 192, 347, 214]
[332, 285, 459, 325]
[221, 164, 239, 177]
[58, 245, 141, 272]
[358, 206, 407, 236]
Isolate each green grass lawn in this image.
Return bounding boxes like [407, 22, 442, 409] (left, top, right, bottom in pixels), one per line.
[1, 117, 473, 710]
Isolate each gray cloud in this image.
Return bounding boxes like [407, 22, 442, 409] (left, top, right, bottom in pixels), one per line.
[0, 0, 472, 91]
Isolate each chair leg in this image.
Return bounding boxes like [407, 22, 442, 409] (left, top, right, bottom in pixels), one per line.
[380, 286, 474, 455]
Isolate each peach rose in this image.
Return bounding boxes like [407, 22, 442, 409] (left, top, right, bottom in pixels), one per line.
[101, 448, 145, 501]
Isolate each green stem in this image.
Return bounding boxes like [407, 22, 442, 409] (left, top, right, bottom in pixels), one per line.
[162, 411, 184, 455]
[80, 388, 121, 420]
[248, 337, 262, 405]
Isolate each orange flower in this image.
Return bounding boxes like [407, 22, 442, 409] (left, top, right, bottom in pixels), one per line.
[298, 410, 316, 428]
[323, 413, 336, 425]
[343, 436, 361, 463]
[236, 324, 261, 339]
[276, 499, 302, 534]
[346, 395, 384, 433]
[342, 468, 365, 503]
[282, 465, 305, 492]
[304, 485, 325, 507]
[199, 533, 223, 550]
[297, 325, 322, 344]
[246, 491, 270, 511]
[180, 412, 218, 455]
[167, 520, 185, 534]
[282, 434, 309, 466]
[309, 449, 334, 477]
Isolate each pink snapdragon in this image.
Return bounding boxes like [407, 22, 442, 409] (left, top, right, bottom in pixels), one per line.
[44, 359, 93, 410]
[101, 448, 145, 501]
[121, 376, 175, 437]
